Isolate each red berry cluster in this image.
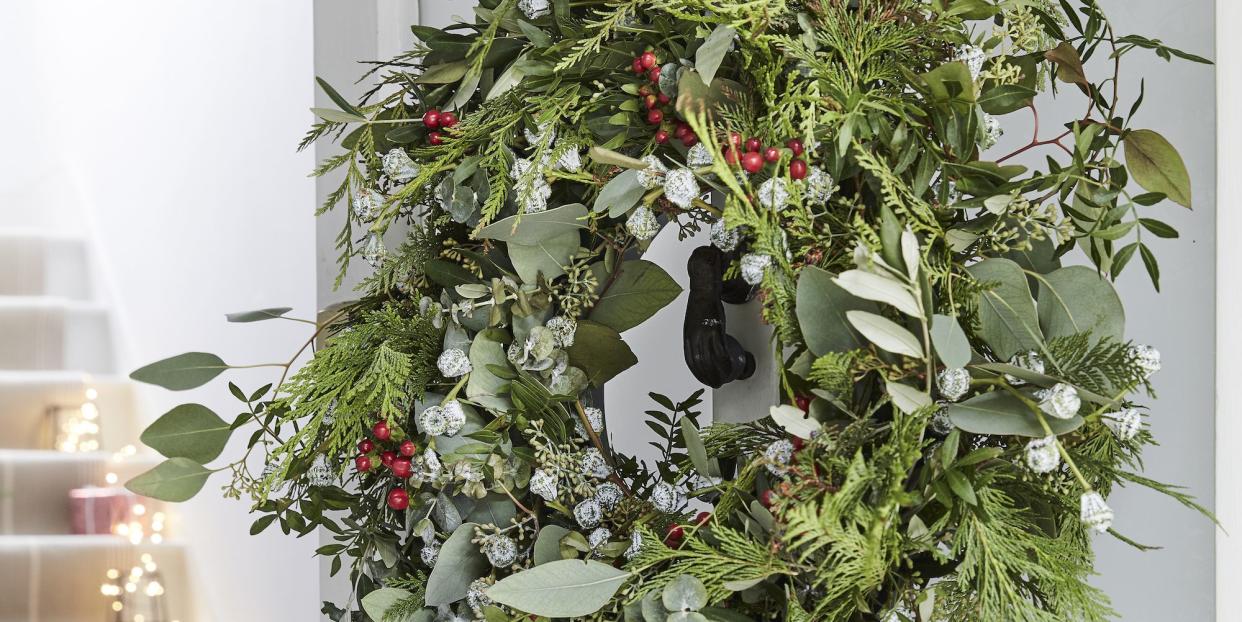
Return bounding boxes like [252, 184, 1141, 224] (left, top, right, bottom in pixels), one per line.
[628, 50, 705, 148]
[662, 511, 714, 548]
[724, 134, 809, 179]
[354, 420, 419, 510]
[421, 107, 459, 146]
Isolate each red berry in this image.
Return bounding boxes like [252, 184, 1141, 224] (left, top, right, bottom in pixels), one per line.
[399, 439, 417, 457]
[681, 132, 698, 147]
[638, 85, 651, 97]
[632, 57, 645, 73]
[741, 151, 764, 174]
[644, 94, 659, 110]
[787, 139, 804, 156]
[744, 137, 762, 152]
[794, 395, 811, 412]
[657, 93, 670, 104]
[390, 457, 413, 478]
[724, 148, 739, 165]
[422, 109, 441, 129]
[760, 489, 776, 508]
[673, 123, 691, 139]
[791, 436, 806, 451]
[728, 132, 743, 148]
[654, 129, 670, 144]
[386, 487, 410, 511]
[640, 51, 658, 69]
[789, 158, 808, 180]
[355, 455, 373, 472]
[647, 66, 661, 83]
[763, 146, 781, 163]
[694, 511, 712, 526]
[664, 524, 685, 546]
[358, 439, 375, 454]
[428, 131, 444, 145]
[439, 111, 458, 128]
[380, 450, 396, 467]
[372, 421, 391, 441]
[647, 109, 664, 125]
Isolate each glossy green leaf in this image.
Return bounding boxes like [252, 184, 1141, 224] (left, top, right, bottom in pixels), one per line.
[130, 352, 228, 391]
[140, 403, 232, 463]
[125, 458, 211, 502]
[979, 84, 1037, 115]
[589, 259, 683, 332]
[486, 559, 629, 617]
[1124, 129, 1192, 208]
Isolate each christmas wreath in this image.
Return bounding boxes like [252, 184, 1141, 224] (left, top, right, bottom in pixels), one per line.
[127, 1, 1212, 620]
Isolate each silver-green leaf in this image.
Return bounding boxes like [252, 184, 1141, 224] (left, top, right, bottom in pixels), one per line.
[485, 559, 629, 617]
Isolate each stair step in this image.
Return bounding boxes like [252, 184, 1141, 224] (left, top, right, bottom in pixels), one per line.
[0, 372, 137, 451]
[0, 536, 194, 622]
[0, 297, 115, 373]
[0, 451, 162, 536]
[0, 230, 91, 299]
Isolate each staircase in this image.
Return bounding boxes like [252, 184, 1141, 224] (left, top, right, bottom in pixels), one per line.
[0, 224, 195, 621]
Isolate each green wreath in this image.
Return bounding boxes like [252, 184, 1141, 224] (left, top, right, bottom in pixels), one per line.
[127, 1, 1212, 620]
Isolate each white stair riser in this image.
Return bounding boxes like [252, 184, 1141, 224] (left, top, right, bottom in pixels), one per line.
[0, 538, 194, 622]
[0, 306, 114, 373]
[0, 454, 159, 536]
[0, 235, 91, 299]
[0, 377, 136, 451]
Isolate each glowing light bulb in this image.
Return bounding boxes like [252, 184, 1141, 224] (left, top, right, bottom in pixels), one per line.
[132, 504, 146, 516]
[111, 601, 123, 612]
[105, 472, 118, 485]
[107, 568, 119, 579]
[86, 387, 98, 400]
[81, 402, 98, 420]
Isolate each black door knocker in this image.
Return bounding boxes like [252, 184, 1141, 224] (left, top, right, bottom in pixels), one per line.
[683, 245, 756, 388]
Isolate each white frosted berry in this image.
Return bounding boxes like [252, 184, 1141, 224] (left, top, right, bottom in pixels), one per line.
[418, 405, 448, 436]
[580, 448, 612, 479]
[437, 348, 472, 378]
[520, 180, 551, 214]
[1024, 435, 1061, 474]
[740, 253, 771, 286]
[757, 177, 790, 210]
[441, 400, 466, 436]
[529, 468, 558, 501]
[545, 315, 577, 348]
[1102, 408, 1143, 441]
[574, 498, 602, 529]
[421, 448, 443, 480]
[362, 233, 387, 268]
[650, 481, 684, 513]
[510, 157, 533, 180]
[594, 481, 622, 511]
[1036, 383, 1081, 420]
[483, 534, 519, 567]
[710, 219, 740, 252]
[308, 455, 334, 487]
[800, 166, 836, 203]
[955, 44, 986, 80]
[981, 113, 1003, 150]
[588, 527, 612, 552]
[420, 543, 440, 567]
[382, 148, 420, 182]
[524, 120, 556, 146]
[576, 406, 604, 438]
[1129, 344, 1161, 379]
[557, 145, 582, 172]
[663, 168, 700, 209]
[637, 155, 668, 189]
[351, 187, 384, 222]
[466, 578, 493, 613]
[1080, 491, 1114, 533]
[624, 530, 643, 559]
[1005, 350, 1045, 386]
[626, 206, 661, 240]
[930, 404, 954, 436]
[764, 439, 795, 476]
[686, 142, 714, 167]
[937, 368, 972, 402]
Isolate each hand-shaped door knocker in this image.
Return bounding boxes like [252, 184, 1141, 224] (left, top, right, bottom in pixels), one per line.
[683, 245, 756, 388]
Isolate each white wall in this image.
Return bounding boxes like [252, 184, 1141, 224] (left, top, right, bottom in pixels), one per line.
[0, 3, 320, 621]
[1217, 1, 1240, 619]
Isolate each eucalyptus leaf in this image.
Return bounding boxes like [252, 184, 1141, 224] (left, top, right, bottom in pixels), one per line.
[466, 329, 514, 411]
[426, 523, 490, 606]
[946, 391, 1084, 437]
[225, 307, 293, 322]
[485, 559, 629, 617]
[769, 404, 819, 439]
[508, 229, 580, 283]
[1034, 266, 1124, 342]
[834, 269, 922, 318]
[566, 321, 637, 386]
[662, 574, 708, 612]
[477, 203, 588, 244]
[796, 266, 876, 355]
[125, 458, 211, 502]
[694, 25, 735, 86]
[130, 352, 228, 391]
[595, 169, 646, 216]
[140, 404, 232, 464]
[589, 146, 649, 169]
[534, 525, 573, 565]
[886, 381, 932, 414]
[845, 311, 923, 358]
[966, 258, 1043, 360]
[930, 314, 972, 368]
[361, 588, 415, 622]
